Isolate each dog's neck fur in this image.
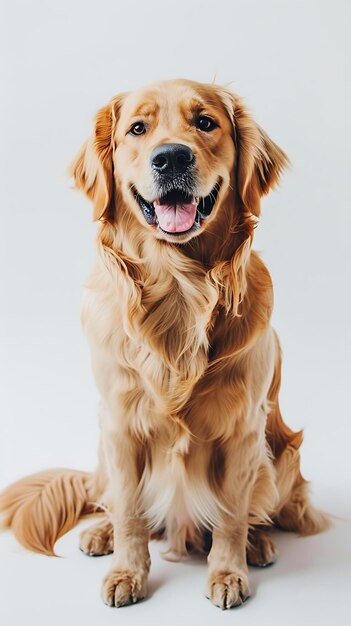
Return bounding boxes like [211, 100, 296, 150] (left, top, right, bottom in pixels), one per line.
[92, 201, 274, 460]
[95, 196, 264, 418]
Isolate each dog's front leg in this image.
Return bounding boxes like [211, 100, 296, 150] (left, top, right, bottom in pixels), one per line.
[100, 425, 150, 607]
[206, 434, 261, 609]
[207, 525, 251, 609]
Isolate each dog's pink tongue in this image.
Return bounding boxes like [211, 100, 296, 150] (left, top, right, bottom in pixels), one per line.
[153, 199, 197, 233]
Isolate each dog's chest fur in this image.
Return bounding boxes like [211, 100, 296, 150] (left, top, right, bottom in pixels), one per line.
[84, 247, 253, 556]
[137, 261, 217, 405]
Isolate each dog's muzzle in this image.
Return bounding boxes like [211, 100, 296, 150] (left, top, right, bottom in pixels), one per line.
[134, 143, 221, 236]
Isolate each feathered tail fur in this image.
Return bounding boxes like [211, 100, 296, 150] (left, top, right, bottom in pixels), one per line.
[0, 469, 100, 555]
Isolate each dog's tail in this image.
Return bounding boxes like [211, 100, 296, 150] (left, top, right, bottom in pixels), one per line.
[0, 468, 101, 555]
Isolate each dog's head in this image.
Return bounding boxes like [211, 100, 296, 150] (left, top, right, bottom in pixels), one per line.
[71, 79, 288, 244]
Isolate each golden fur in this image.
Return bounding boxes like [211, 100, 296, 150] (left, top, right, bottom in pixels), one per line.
[0, 79, 329, 609]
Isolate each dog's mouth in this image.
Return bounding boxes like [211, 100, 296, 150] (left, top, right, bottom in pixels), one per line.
[133, 182, 221, 236]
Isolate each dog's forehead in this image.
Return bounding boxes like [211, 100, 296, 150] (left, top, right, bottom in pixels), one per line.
[118, 80, 231, 124]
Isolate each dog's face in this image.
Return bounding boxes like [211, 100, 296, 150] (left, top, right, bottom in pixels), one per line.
[72, 79, 288, 243]
[114, 81, 235, 243]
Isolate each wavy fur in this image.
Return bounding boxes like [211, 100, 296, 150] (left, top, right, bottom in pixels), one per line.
[0, 469, 99, 555]
[0, 80, 329, 609]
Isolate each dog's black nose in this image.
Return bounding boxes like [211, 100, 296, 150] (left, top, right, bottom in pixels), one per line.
[151, 143, 194, 175]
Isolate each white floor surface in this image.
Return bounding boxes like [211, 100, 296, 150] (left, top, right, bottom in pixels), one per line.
[0, 494, 350, 626]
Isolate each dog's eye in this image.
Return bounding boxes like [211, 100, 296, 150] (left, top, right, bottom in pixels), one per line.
[129, 122, 146, 136]
[196, 116, 217, 132]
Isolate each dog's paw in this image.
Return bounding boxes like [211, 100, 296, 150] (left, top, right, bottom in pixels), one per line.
[247, 529, 278, 567]
[205, 570, 250, 609]
[101, 569, 148, 607]
[79, 519, 113, 556]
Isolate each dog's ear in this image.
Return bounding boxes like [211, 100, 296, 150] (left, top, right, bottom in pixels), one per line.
[219, 89, 289, 217]
[70, 96, 123, 221]
[234, 98, 289, 216]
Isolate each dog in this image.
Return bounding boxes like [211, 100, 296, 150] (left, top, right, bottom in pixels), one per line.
[0, 79, 329, 610]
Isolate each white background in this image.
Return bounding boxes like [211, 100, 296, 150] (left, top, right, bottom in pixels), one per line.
[0, 0, 350, 624]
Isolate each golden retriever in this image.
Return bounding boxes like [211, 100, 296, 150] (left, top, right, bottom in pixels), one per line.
[0, 79, 328, 610]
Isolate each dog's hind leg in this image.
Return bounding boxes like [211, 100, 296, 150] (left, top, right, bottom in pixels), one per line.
[266, 332, 330, 535]
[80, 517, 114, 556]
[246, 528, 278, 567]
